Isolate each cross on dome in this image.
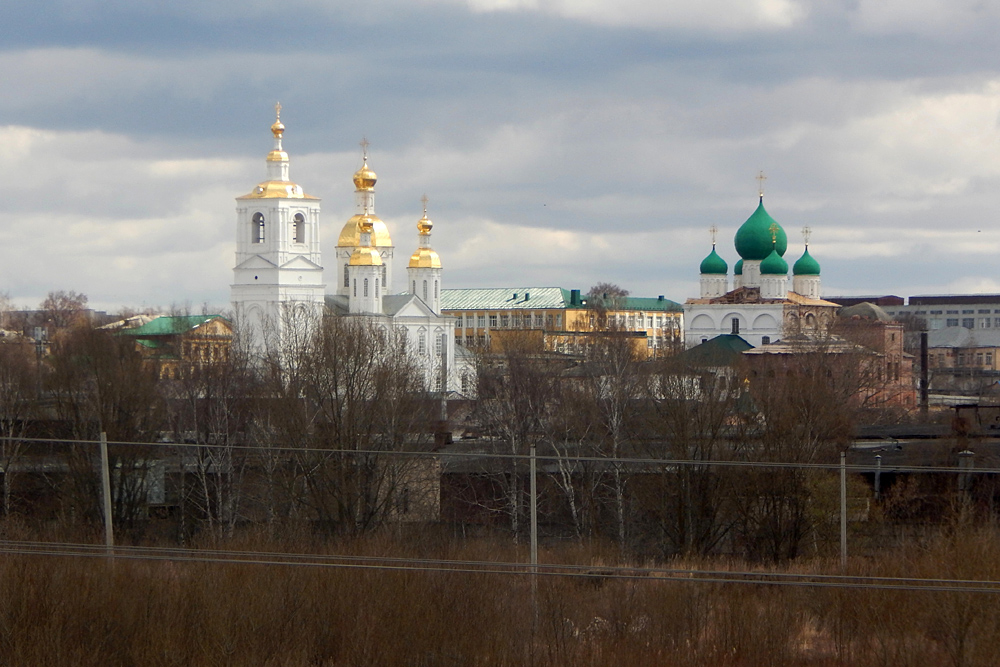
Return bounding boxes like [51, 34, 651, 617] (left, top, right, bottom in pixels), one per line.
[802, 226, 812, 245]
[360, 137, 370, 160]
[709, 224, 718, 246]
[769, 222, 779, 244]
[757, 170, 767, 197]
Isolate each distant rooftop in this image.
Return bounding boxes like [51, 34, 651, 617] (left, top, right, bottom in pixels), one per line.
[118, 315, 228, 337]
[440, 287, 682, 312]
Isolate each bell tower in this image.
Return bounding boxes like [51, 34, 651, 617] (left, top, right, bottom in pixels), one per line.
[231, 104, 325, 352]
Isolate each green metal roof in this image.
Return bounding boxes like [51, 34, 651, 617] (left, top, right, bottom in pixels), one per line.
[119, 315, 228, 337]
[440, 288, 683, 313]
[679, 334, 754, 365]
[440, 287, 570, 311]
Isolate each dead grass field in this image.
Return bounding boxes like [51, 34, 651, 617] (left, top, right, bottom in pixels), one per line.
[0, 523, 998, 666]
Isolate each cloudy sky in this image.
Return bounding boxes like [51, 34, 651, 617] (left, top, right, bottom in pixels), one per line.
[2, 0, 1000, 312]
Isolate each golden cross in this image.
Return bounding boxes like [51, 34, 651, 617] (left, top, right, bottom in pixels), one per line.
[709, 224, 718, 246]
[802, 226, 812, 245]
[757, 170, 767, 197]
[769, 222, 779, 244]
[421, 194, 429, 214]
[275, 101, 281, 121]
[360, 137, 370, 160]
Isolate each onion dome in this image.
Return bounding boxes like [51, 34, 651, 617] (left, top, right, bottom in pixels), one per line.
[338, 215, 393, 247]
[760, 247, 789, 275]
[353, 157, 377, 191]
[349, 216, 383, 266]
[417, 210, 433, 236]
[734, 259, 743, 276]
[793, 246, 821, 275]
[735, 197, 787, 261]
[699, 245, 728, 274]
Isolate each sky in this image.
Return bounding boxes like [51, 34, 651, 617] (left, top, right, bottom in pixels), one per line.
[2, 0, 1000, 313]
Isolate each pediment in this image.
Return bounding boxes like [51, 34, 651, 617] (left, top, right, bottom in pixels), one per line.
[279, 255, 323, 271]
[387, 294, 438, 318]
[234, 255, 278, 271]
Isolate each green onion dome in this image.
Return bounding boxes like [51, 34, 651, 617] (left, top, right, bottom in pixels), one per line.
[699, 245, 728, 275]
[760, 247, 788, 275]
[735, 197, 787, 261]
[792, 245, 820, 276]
[734, 259, 743, 275]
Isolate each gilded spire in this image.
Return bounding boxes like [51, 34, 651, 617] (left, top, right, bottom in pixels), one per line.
[267, 102, 288, 163]
[757, 169, 767, 198]
[271, 102, 284, 138]
[417, 194, 433, 235]
[353, 138, 377, 192]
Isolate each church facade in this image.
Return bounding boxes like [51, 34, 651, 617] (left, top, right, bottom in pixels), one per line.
[684, 194, 839, 348]
[231, 108, 464, 392]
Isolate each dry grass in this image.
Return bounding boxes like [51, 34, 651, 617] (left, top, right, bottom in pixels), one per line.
[0, 525, 999, 666]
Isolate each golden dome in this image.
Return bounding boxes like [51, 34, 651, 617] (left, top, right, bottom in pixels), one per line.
[408, 247, 441, 269]
[417, 212, 433, 236]
[337, 214, 393, 247]
[266, 149, 288, 162]
[350, 247, 383, 266]
[237, 180, 317, 200]
[353, 158, 377, 191]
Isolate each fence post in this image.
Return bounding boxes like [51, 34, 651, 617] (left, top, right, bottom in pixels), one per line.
[99, 432, 114, 558]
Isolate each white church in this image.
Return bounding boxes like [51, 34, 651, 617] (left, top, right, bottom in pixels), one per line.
[231, 107, 463, 391]
[683, 190, 840, 348]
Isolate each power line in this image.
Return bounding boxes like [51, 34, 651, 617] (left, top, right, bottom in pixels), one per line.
[1, 540, 998, 594]
[1, 435, 995, 475]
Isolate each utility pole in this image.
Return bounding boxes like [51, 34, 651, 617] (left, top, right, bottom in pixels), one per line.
[99, 432, 114, 559]
[840, 450, 847, 569]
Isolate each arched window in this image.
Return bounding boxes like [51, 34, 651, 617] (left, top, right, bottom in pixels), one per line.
[293, 213, 305, 244]
[731, 318, 740, 335]
[375, 282, 379, 298]
[252, 212, 265, 243]
[412, 280, 416, 294]
[353, 279, 357, 297]
[344, 264, 349, 287]
[364, 278, 369, 297]
[434, 281, 439, 300]
[761, 335, 770, 345]
[423, 280, 428, 301]
[382, 266, 387, 288]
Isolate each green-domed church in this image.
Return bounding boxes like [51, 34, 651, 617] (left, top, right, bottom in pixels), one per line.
[684, 187, 838, 349]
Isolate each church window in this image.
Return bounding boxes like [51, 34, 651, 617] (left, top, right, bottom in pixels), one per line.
[353, 279, 357, 297]
[375, 282, 379, 298]
[731, 318, 740, 335]
[435, 335, 443, 355]
[418, 332, 426, 355]
[761, 336, 770, 345]
[461, 373, 469, 394]
[344, 265, 349, 288]
[434, 281, 439, 300]
[252, 213, 265, 243]
[423, 280, 428, 301]
[364, 278, 369, 297]
[382, 266, 386, 288]
[293, 213, 305, 243]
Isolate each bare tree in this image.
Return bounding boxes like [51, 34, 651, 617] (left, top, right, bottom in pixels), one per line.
[38, 290, 89, 332]
[0, 340, 36, 514]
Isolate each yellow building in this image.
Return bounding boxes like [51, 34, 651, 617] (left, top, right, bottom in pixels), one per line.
[440, 287, 683, 356]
